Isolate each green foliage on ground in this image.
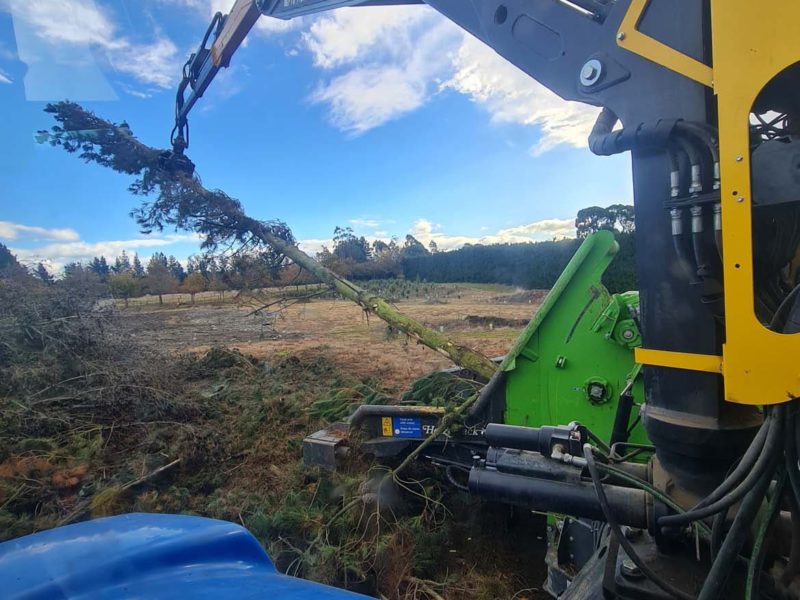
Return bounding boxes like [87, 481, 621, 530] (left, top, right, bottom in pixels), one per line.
[0, 260, 541, 598]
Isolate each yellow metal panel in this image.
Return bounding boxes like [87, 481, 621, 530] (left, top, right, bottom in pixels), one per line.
[711, 0, 800, 404]
[635, 349, 722, 374]
[616, 0, 713, 88]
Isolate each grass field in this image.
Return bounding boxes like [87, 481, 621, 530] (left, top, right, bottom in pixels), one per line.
[119, 284, 544, 391]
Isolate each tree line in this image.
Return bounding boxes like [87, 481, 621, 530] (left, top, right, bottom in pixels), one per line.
[10, 204, 636, 302]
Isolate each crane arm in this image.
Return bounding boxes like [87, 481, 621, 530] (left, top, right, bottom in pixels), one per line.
[170, 0, 423, 158]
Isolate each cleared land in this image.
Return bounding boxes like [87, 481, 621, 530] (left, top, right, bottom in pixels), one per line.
[119, 285, 546, 391]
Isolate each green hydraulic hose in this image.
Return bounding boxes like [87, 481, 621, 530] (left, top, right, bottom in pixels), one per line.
[745, 468, 787, 599]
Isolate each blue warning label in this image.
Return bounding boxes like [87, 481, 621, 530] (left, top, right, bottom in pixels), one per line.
[392, 417, 422, 438]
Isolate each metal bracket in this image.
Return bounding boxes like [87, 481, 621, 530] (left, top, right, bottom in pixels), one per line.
[616, 0, 714, 88]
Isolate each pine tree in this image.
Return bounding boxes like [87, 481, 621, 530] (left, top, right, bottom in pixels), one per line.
[132, 253, 145, 278]
[113, 251, 131, 273]
[89, 256, 110, 280]
[145, 253, 177, 304]
[34, 262, 54, 285]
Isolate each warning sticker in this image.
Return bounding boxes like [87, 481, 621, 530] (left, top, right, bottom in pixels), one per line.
[392, 417, 422, 438]
[381, 417, 393, 437]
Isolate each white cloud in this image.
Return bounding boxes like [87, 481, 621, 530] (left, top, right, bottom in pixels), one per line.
[3, 0, 180, 90]
[349, 218, 381, 228]
[0, 69, 11, 84]
[302, 6, 429, 69]
[306, 6, 461, 134]
[446, 35, 599, 155]
[408, 217, 574, 251]
[298, 216, 575, 257]
[0, 221, 80, 242]
[10, 233, 201, 272]
[108, 37, 179, 89]
[298, 6, 596, 152]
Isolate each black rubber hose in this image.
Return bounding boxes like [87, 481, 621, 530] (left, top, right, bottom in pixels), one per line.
[785, 404, 800, 508]
[588, 108, 620, 156]
[691, 413, 771, 511]
[584, 445, 694, 600]
[673, 226, 702, 284]
[674, 135, 703, 192]
[676, 121, 720, 164]
[609, 385, 635, 447]
[659, 409, 780, 528]
[692, 227, 710, 278]
[745, 468, 786, 600]
[697, 458, 777, 600]
[710, 508, 727, 560]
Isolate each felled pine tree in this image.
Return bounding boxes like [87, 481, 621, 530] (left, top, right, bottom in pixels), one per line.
[41, 102, 497, 380]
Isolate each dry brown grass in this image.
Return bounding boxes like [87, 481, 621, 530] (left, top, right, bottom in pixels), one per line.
[119, 287, 540, 392]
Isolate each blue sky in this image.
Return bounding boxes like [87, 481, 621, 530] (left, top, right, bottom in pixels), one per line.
[0, 0, 632, 272]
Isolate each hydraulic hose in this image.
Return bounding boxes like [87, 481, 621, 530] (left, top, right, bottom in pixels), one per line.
[584, 445, 694, 600]
[674, 135, 704, 195]
[691, 410, 770, 510]
[676, 121, 720, 188]
[745, 469, 786, 599]
[659, 409, 780, 528]
[697, 457, 777, 600]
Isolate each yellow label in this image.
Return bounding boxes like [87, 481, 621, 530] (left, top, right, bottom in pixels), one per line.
[381, 417, 393, 437]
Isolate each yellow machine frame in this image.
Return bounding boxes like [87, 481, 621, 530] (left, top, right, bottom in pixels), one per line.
[620, 0, 800, 405]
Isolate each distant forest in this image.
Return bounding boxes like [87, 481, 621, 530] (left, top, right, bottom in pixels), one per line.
[8, 205, 637, 301]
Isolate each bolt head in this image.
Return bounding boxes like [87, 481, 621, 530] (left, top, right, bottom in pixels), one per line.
[622, 329, 634, 340]
[617, 31, 626, 40]
[580, 59, 603, 87]
[736, 155, 744, 162]
[737, 196, 745, 203]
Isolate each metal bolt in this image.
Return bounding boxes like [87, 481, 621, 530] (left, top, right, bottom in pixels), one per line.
[736, 155, 743, 162]
[580, 59, 603, 87]
[737, 196, 744, 203]
[617, 31, 626, 40]
[622, 329, 634, 340]
[621, 558, 643, 578]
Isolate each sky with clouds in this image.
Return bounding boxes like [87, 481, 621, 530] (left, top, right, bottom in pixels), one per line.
[0, 0, 633, 272]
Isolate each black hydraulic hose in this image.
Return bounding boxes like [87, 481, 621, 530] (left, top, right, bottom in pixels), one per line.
[782, 498, 800, 586]
[710, 508, 727, 561]
[691, 207, 710, 277]
[785, 404, 800, 509]
[659, 409, 780, 528]
[584, 445, 694, 600]
[666, 140, 683, 198]
[609, 386, 635, 448]
[745, 468, 786, 600]
[692, 412, 771, 510]
[676, 121, 720, 164]
[674, 135, 704, 194]
[587, 107, 618, 155]
[671, 209, 701, 284]
[697, 457, 777, 600]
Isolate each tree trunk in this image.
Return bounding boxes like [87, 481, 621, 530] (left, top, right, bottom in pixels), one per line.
[245, 219, 498, 380]
[158, 294, 163, 305]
